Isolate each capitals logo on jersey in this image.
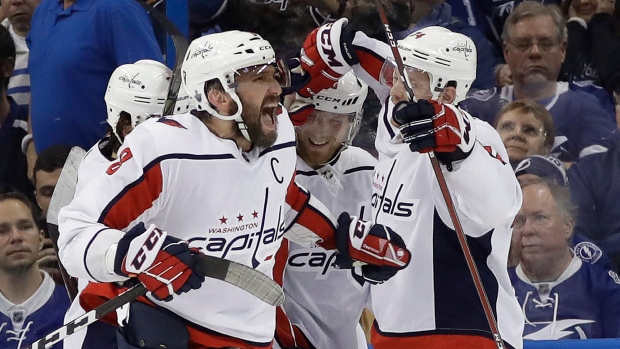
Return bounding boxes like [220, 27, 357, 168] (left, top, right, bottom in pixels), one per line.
[287, 249, 340, 280]
[371, 170, 419, 221]
[188, 188, 286, 268]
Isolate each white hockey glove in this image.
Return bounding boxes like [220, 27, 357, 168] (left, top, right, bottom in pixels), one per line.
[333, 213, 410, 284]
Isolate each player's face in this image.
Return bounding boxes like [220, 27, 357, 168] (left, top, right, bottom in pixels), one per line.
[503, 15, 566, 86]
[512, 184, 572, 266]
[0, 199, 42, 274]
[296, 110, 352, 169]
[496, 110, 548, 164]
[390, 68, 433, 105]
[235, 65, 283, 148]
[34, 168, 62, 217]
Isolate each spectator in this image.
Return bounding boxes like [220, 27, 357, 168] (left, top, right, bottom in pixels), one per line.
[32, 144, 70, 218]
[568, 137, 620, 271]
[585, 0, 620, 97]
[511, 154, 611, 270]
[2, 0, 40, 107]
[276, 71, 375, 348]
[495, 99, 555, 166]
[26, 0, 163, 160]
[0, 24, 32, 200]
[31, 144, 70, 284]
[510, 181, 620, 340]
[557, 0, 617, 117]
[0, 192, 70, 348]
[462, 1, 618, 162]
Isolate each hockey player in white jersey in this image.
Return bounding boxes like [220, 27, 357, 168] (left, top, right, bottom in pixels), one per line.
[76, 59, 172, 193]
[62, 59, 172, 349]
[275, 71, 376, 348]
[297, 20, 524, 349]
[57, 31, 411, 349]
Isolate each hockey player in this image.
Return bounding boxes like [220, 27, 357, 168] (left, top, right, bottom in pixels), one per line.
[75, 59, 172, 193]
[297, 20, 524, 349]
[275, 71, 376, 348]
[57, 31, 411, 349]
[63, 59, 173, 349]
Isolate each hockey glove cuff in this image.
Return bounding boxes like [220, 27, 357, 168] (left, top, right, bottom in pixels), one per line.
[114, 223, 206, 302]
[351, 264, 399, 286]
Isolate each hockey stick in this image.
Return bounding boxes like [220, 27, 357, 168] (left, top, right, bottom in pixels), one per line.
[373, 1, 505, 348]
[46, 146, 86, 300]
[26, 253, 285, 349]
[136, 0, 189, 116]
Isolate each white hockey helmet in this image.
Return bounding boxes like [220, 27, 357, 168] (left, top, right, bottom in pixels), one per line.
[311, 71, 368, 145]
[292, 71, 368, 146]
[181, 30, 290, 141]
[382, 26, 477, 104]
[173, 86, 194, 115]
[105, 60, 172, 142]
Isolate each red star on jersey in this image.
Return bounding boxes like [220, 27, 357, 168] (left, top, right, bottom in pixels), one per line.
[219, 216, 228, 224]
[237, 214, 244, 222]
[252, 210, 259, 219]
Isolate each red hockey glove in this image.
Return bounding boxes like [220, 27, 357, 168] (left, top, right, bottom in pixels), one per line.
[298, 18, 358, 98]
[393, 100, 476, 162]
[114, 223, 205, 302]
[334, 212, 410, 271]
[288, 95, 315, 126]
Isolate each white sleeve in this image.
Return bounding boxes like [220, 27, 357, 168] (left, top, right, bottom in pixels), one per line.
[435, 119, 523, 236]
[351, 31, 392, 102]
[58, 127, 161, 282]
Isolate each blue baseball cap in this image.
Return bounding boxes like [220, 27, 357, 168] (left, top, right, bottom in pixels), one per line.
[514, 155, 569, 187]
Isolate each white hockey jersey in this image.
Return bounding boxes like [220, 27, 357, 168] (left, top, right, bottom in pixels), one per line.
[369, 115, 525, 349]
[279, 147, 376, 349]
[58, 111, 339, 346]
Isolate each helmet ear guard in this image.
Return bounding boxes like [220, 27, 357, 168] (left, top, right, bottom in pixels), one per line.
[105, 60, 172, 143]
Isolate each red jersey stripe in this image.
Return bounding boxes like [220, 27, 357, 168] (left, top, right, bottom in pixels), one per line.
[103, 163, 163, 229]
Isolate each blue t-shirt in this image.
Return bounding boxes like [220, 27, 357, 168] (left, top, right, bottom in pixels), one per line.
[510, 258, 620, 340]
[461, 82, 618, 161]
[0, 275, 71, 349]
[27, 0, 163, 153]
